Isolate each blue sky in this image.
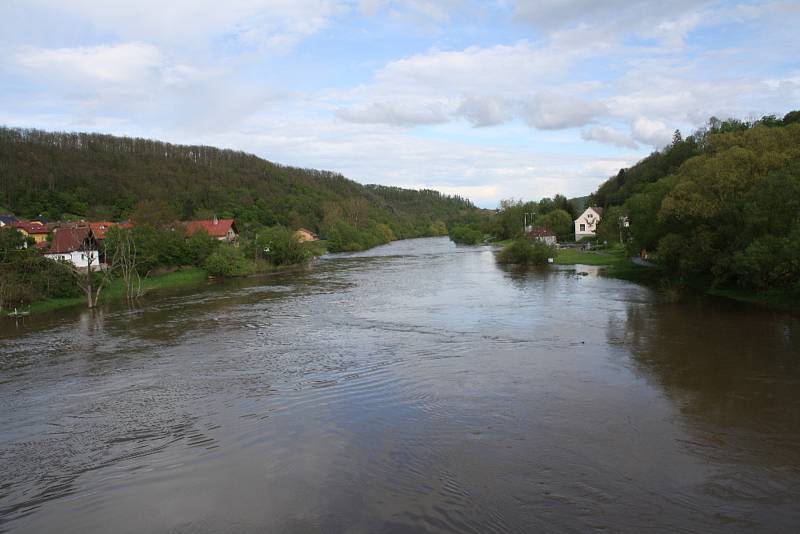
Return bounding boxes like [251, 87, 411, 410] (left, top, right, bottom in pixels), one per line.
[1, 1, 799, 207]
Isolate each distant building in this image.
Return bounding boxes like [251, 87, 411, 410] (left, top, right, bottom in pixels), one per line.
[185, 217, 238, 242]
[12, 221, 50, 244]
[527, 226, 557, 246]
[88, 221, 133, 242]
[294, 228, 319, 242]
[44, 226, 101, 269]
[0, 215, 19, 227]
[574, 207, 604, 241]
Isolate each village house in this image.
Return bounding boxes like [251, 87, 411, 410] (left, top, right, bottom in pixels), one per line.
[12, 221, 50, 244]
[0, 215, 19, 227]
[88, 221, 133, 243]
[574, 206, 604, 241]
[44, 226, 101, 270]
[185, 217, 238, 242]
[527, 226, 558, 246]
[294, 228, 319, 242]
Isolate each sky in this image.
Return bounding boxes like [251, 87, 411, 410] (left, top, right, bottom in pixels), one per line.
[1, 1, 799, 208]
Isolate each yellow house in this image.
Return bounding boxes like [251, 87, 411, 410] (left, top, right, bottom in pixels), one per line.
[294, 228, 319, 242]
[12, 221, 50, 243]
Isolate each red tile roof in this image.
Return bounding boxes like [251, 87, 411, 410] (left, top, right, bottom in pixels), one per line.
[12, 221, 49, 234]
[89, 221, 132, 240]
[529, 226, 556, 238]
[185, 219, 237, 238]
[48, 227, 95, 254]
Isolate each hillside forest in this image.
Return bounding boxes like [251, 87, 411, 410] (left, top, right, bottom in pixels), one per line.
[0, 127, 480, 308]
[588, 110, 800, 297]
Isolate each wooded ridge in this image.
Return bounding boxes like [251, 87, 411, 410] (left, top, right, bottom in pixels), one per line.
[0, 126, 477, 242]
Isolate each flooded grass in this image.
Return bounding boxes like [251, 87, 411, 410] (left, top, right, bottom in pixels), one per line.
[24, 268, 208, 315]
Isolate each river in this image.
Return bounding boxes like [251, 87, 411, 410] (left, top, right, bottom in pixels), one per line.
[1, 237, 799, 533]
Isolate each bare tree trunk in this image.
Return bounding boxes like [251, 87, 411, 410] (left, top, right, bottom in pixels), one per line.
[108, 228, 140, 301]
[86, 253, 94, 309]
[63, 250, 108, 310]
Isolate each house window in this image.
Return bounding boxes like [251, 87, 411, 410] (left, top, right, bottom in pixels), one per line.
[580, 224, 586, 232]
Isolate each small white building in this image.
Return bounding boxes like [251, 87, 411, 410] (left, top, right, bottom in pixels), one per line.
[44, 226, 102, 270]
[527, 226, 558, 246]
[574, 206, 604, 241]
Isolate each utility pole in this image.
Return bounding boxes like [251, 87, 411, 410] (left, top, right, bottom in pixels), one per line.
[523, 212, 535, 234]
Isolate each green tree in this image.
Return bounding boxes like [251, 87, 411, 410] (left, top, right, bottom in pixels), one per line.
[449, 224, 483, 244]
[132, 199, 178, 228]
[429, 220, 447, 236]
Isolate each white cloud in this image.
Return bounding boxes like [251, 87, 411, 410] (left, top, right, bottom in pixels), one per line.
[513, 0, 713, 46]
[631, 116, 673, 147]
[335, 101, 451, 126]
[520, 93, 607, 130]
[372, 40, 584, 95]
[456, 96, 514, 127]
[334, 41, 609, 130]
[581, 126, 638, 149]
[359, 0, 389, 16]
[1, 0, 347, 54]
[15, 42, 166, 84]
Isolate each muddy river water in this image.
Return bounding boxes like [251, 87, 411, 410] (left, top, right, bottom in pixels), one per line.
[1, 237, 799, 532]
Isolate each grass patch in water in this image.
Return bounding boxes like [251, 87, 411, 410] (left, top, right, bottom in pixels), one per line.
[555, 246, 660, 283]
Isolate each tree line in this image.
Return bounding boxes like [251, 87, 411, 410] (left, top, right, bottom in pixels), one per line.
[0, 126, 486, 310]
[447, 194, 578, 245]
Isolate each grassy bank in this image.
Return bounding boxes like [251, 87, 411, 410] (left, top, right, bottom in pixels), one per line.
[305, 239, 329, 256]
[556, 246, 797, 309]
[554, 246, 659, 283]
[23, 268, 208, 315]
[12, 240, 327, 317]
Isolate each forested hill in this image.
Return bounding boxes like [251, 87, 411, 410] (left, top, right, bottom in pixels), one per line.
[588, 110, 800, 297]
[0, 127, 477, 239]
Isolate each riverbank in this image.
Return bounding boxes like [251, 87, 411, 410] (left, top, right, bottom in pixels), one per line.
[7, 239, 333, 317]
[21, 268, 209, 315]
[554, 246, 798, 310]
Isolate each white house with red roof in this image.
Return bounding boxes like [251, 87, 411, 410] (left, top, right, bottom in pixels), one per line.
[527, 226, 557, 246]
[44, 226, 101, 269]
[574, 207, 604, 241]
[184, 217, 238, 242]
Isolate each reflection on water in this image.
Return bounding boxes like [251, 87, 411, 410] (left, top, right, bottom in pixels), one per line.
[1, 237, 798, 533]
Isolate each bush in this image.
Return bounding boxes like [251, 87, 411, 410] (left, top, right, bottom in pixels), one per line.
[203, 245, 255, 277]
[254, 225, 310, 266]
[449, 224, 483, 245]
[0, 228, 81, 308]
[183, 230, 220, 266]
[496, 239, 553, 266]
